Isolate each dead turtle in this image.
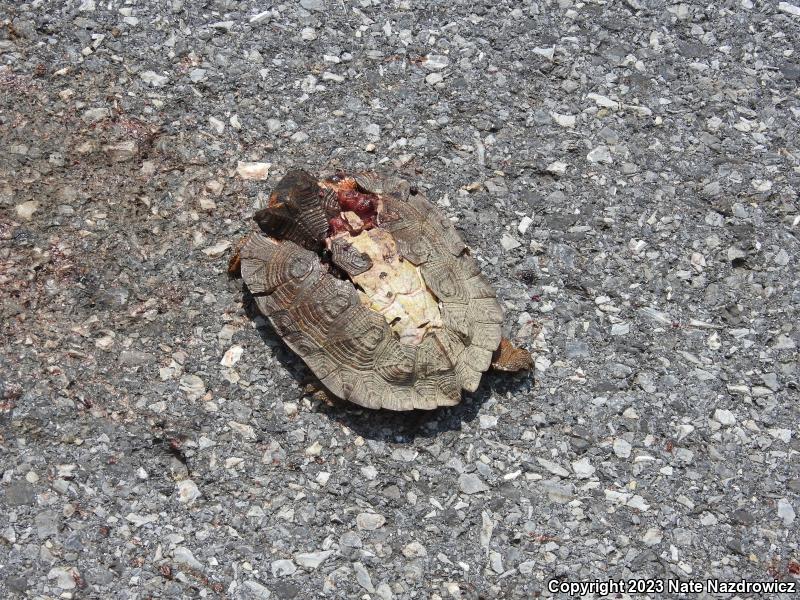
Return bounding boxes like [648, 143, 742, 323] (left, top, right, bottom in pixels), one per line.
[230, 169, 531, 410]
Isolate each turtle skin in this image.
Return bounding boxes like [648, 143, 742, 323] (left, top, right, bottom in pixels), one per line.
[238, 170, 503, 411]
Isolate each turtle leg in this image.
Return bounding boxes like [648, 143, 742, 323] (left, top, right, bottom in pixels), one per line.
[491, 338, 533, 372]
[302, 379, 341, 408]
[227, 234, 251, 278]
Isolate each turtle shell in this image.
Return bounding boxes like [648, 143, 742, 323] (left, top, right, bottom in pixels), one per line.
[239, 170, 503, 410]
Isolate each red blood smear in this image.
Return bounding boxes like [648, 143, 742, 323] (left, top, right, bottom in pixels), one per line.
[326, 186, 379, 237]
[329, 216, 349, 235]
[361, 214, 376, 229]
[338, 190, 375, 218]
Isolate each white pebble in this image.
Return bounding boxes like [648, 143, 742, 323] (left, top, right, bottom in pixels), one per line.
[177, 480, 201, 505]
[587, 93, 619, 109]
[202, 240, 231, 257]
[713, 408, 736, 426]
[360, 465, 378, 480]
[551, 112, 576, 128]
[423, 54, 449, 70]
[613, 438, 632, 458]
[15, 201, 39, 220]
[425, 72, 444, 85]
[356, 512, 386, 531]
[305, 441, 323, 456]
[571, 457, 595, 479]
[777, 498, 795, 525]
[179, 374, 206, 400]
[587, 145, 613, 164]
[500, 233, 521, 251]
[48, 567, 78, 590]
[628, 239, 647, 254]
[479, 415, 498, 429]
[271, 559, 297, 577]
[294, 550, 333, 569]
[778, 2, 800, 16]
[173, 547, 203, 570]
[139, 70, 168, 87]
[537, 458, 569, 477]
[642, 527, 664, 546]
[402, 541, 427, 557]
[611, 323, 630, 336]
[220, 345, 243, 367]
[627, 495, 650, 512]
[291, 131, 309, 143]
[236, 161, 271, 180]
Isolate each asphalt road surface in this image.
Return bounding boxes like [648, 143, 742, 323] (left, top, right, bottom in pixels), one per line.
[1, 1, 798, 598]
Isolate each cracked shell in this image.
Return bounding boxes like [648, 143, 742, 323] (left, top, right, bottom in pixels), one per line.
[239, 170, 503, 410]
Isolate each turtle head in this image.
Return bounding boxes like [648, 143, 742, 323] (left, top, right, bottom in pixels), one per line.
[266, 170, 320, 209]
[254, 170, 328, 250]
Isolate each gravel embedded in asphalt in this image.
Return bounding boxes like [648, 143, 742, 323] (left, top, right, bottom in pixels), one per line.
[1, 1, 799, 598]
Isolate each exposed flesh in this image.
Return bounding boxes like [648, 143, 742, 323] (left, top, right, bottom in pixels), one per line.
[322, 178, 443, 346]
